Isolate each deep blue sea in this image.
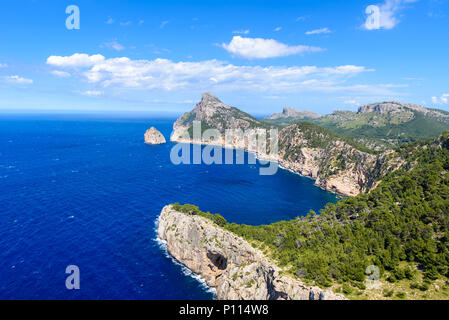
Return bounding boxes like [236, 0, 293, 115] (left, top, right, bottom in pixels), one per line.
[0, 115, 338, 299]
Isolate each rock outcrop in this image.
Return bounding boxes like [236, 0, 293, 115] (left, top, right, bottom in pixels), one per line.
[157, 205, 345, 300]
[357, 101, 449, 119]
[144, 127, 166, 145]
[266, 107, 322, 120]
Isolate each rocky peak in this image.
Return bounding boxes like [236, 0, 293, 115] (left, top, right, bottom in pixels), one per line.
[267, 107, 321, 120]
[193, 92, 231, 120]
[201, 92, 223, 105]
[282, 106, 300, 117]
[357, 101, 428, 115]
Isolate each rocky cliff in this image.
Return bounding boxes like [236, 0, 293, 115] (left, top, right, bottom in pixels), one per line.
[144, 127, 166, 145]
[277, 123, 404, 196]
[157, 205, 345, 300]
[170, 93, 403, 196]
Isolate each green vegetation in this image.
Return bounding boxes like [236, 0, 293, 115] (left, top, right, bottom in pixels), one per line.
[172, 203, 227, 227]
[172, 133, 449, 297]
[314, 111, 449, 148]
[280, 121, 379, 155]
[263, 108, 449, 151]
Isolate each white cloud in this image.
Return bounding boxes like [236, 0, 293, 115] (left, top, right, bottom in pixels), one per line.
[274, 27, 282, 32]
[221, 36, 323, 59]
[82, 90, 104, 97]
[105, 18, 114, 24]
[47, 53, 105, 68]
[51, 70, 71, 78]
[232, 29, 250, 35]
[2, 75, 33, 84]
[160, 21, 169, 28]
[296, 16, 306, 21]
[102, 41, 125, 51]
[0, 63, 7, 68]
[305, 27, 331, 35]
[44, 53, 387, 96]
[432, 93, 449, 104]
[120, 21, 132, 26]
[364, 0, 418, 30]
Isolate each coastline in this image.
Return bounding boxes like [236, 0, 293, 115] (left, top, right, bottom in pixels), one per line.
[157, 205, 346, 300]
[170, 137, 348, 197]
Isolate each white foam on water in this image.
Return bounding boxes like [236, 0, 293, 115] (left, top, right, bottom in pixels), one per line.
[153, 218, 217, 297]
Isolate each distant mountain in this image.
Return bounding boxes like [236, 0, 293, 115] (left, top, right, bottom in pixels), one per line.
[265, 107, 322, 120]
[263, 101, 449, 150]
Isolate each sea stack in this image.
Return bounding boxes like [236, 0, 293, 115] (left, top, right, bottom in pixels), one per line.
[144, 127, 166, 145]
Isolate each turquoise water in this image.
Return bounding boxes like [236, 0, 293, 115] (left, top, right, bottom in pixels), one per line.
[0, 115, 338, 299]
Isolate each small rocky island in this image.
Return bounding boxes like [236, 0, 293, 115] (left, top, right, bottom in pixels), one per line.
[144, 127, 166, 145]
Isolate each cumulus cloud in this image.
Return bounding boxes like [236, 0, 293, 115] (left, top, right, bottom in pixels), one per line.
[364, 0, 418, 30]
[2, 75, 33, 84]
[43, 53, 388, 96]
[432, 94, 449, 104]
[305, 27, 331, 35]
[47, 53, 105, 68]
[221, 36, 323, 59]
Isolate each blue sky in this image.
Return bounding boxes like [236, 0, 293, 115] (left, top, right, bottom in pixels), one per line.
[0, 0, 448, 115]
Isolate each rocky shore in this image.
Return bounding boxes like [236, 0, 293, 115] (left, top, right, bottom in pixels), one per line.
[157, 205, 345, 300]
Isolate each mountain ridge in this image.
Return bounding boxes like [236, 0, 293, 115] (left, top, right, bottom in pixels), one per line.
[170, 93, 402, 196]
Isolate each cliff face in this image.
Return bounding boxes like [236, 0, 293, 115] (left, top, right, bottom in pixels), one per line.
[277, 123, 403, 196]
[170, 93, 403, 196]
[157, 205, 345, 300]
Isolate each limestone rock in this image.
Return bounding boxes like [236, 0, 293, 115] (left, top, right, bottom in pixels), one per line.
[144, 127, 166, 145]
[169, 93, 407, 197]
[157, 205, 346, 300]
[266, 107, 322, 120]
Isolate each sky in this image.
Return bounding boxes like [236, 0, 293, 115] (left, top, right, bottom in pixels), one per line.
[0, 0, 448, 115]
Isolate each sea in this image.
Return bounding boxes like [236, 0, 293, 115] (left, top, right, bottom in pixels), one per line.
[0, 114, 338, 299]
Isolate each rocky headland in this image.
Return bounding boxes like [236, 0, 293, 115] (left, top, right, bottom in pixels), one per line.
[170, 93, 404, 196]
[157, 205, 345, 300]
